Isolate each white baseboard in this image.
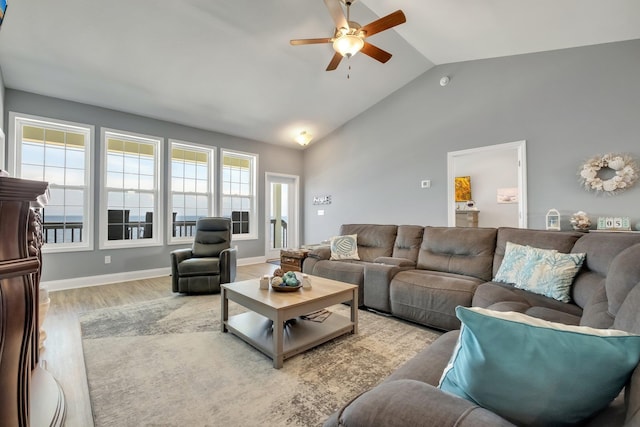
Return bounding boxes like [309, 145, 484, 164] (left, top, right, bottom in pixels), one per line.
[43, 256, 268, 292]
[237, 256, 266, 266]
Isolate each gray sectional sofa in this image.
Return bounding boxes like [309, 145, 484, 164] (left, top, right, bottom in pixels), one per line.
[305, 224, 640, 426]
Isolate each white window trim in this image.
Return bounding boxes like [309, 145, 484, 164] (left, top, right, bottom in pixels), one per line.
[8, 111, 95, 253]
[168, 139, 216, 245]
[99, 128, 164, 249]
[221, 148, 258, 241]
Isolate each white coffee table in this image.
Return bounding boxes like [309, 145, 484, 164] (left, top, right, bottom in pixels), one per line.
[221, 275, 358, 368]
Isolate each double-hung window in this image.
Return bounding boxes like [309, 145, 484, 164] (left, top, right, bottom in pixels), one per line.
[8, 112, 94, 252]
[169, 140, 215, 243]
[221, 149, 257, 239]
[100, 129, 163, 248]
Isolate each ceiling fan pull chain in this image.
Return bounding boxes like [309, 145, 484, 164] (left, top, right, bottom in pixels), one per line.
[347, 65, 351, 79]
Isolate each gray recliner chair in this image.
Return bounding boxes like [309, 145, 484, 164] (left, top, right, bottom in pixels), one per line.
[170, 217, 237, 294]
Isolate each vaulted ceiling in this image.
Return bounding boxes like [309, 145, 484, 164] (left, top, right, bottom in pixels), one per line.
[1, 0, 639, 148]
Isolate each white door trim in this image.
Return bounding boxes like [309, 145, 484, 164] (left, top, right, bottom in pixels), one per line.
[265, 172, 300, 259]
[447, 140, 528, 228]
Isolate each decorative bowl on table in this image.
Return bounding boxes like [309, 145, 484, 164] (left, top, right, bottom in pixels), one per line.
[270, 272, 301, 292]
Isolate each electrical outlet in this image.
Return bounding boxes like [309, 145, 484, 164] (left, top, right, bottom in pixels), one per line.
[104, 255, 111, 264]
[421, 180, 431, 188]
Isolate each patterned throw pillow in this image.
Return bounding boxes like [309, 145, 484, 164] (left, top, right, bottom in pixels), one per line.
[439, 307, 640, 426]
[494, 241, 585, 302]
[330, 234, 360, 260]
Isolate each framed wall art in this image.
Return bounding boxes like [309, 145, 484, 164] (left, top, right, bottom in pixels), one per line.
[455, 176, 471, 202]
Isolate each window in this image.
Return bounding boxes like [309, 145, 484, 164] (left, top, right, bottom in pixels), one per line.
[169, 140, 215, 243]
[221, 149, 257, 239]
[100, 129, 163, 248]
[8, 113, 94, 252]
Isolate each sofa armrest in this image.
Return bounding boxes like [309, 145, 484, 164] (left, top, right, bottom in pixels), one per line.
[308, 246, 331, 260]
[373, 256, 416, 267]
[364, 263, 414, 312]
[324, 379, 515, 427]
[170, 248, 193, 292]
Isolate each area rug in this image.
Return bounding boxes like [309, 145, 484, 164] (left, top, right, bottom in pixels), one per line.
[80, 295, 440, 427]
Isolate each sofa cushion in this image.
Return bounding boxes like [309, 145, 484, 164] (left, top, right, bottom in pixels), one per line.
[391, 225, 424, 262]
[472, 282, 583, 322]
[329, 234, 360, 260]
[327, 379, 515, 427]
[571, 233, 640, 309]
[340, 224, 397, 262]
[605, 243, 640, 316]
[493, 241, 585, 302]
[417, 227, 497, 281]
[439, 306, 640, 427]
[177, 257, 220, 276]
[391, 270, 484, 331]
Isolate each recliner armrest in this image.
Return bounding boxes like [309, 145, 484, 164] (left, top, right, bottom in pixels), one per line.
[373, 256, 416, 267]
[170, 248, 193, 292]
[171, 247, 193, 264]
[324, 379, 515, 427]
[220, 247, 237, 284]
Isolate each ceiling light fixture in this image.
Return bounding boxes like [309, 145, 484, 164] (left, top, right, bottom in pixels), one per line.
[295, 131, 313, 146]
[333, 32, 364, 58]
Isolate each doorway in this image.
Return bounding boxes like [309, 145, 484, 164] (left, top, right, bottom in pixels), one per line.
[447, 141, 528, 228]
[265, 172, 300, 260]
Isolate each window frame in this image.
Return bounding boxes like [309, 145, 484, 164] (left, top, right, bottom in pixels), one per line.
[99, 128, 164, 249]
[8, 112, 95, 253]
[221, 148, 258, 240]
[167, 139, 216, 245]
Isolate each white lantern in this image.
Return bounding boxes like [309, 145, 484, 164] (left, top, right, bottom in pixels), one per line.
[546, 209, 561, 231]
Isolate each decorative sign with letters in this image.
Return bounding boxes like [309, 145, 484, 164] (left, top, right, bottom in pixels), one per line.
[313, 195, 332, 205]
[597, 217, 631, 231]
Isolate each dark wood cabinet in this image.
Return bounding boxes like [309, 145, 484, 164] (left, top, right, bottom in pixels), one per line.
[0, 176, 65, 427]
[280, 249, 308, 273]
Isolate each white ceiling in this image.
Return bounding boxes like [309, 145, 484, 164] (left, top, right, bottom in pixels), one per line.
[1, 0, 639, 148]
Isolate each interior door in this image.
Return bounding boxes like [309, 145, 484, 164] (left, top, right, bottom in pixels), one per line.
[265, 173, 299, 260]
[447, 141, 528, 228]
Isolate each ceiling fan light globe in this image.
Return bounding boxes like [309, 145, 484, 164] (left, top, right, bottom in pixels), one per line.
[333, 34, 364, 57]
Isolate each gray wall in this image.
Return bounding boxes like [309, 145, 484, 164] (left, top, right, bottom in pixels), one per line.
[0, 67, 4, 129]
[0, 68, 4, 167]
[5, 89, 304, 281]
[302, 40, 640, 243]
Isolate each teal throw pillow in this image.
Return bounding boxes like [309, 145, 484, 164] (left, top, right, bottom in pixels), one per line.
[330, 234, 360, 260]
[439, 306, 640, 426]
[494, 241, 585, 302]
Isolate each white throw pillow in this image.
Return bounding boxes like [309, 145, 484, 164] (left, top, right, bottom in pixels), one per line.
[494, 241, 585, 302]
[330, 234, 360, 260]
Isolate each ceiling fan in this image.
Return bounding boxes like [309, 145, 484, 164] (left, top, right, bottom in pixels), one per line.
[290, 0, 406, 71]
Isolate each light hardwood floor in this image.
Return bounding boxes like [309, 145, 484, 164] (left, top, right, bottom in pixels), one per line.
[41, 263, 278, 427]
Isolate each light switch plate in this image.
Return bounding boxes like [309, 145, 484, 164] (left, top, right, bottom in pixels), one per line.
[421, 180, 431, 188]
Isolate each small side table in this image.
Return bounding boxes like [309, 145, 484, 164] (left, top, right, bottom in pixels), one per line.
[280, 249, 309, 273]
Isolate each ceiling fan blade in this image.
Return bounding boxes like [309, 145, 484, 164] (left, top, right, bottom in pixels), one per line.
[361, 42, 392, 63]
[290, 37, 333, 46]
[326, 52, 343, 71]
[360, 10, 406, 38]
[324, 0, 348, 30]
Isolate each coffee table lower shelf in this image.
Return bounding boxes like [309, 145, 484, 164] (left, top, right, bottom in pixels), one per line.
[225, 311, 354, 366]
